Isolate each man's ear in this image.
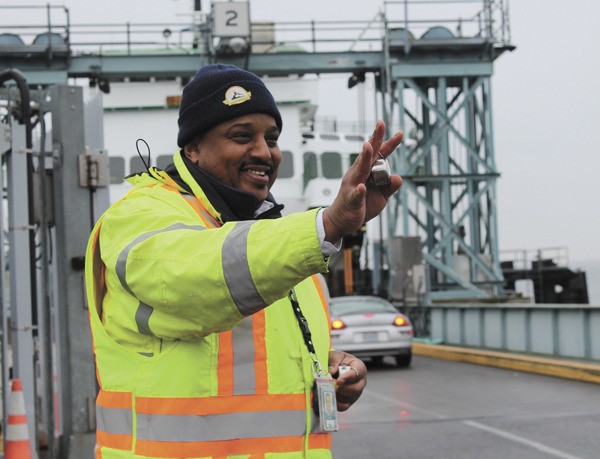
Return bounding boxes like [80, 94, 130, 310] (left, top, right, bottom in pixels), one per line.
[183, 143, 200, 164]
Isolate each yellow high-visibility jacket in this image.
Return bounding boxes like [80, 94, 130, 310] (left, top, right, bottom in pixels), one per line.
[85, 152, 333, 459]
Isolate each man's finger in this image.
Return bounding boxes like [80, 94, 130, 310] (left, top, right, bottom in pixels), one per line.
[368, 120, 385, 155]
[351, 141, 374, 184]
[379, 130, 404, 157]
[347, 184, 367, 208]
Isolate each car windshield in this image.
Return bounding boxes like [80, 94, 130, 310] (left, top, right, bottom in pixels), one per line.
[329, 298, 397, 316]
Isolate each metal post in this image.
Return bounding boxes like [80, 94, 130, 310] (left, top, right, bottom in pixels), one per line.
[49, 85, 102, 459]
[35, 105, 56, 457]
[483, 0, 493, 39]
[436, 77, 453, 279]
[6, 121, 39, 458]
[0, 122, 10, 448]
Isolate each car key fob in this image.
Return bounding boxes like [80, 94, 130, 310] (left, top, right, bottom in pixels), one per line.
[371, 157, 391, 186]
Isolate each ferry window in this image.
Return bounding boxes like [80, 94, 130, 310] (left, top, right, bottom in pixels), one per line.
[346, 134, 365, 142]
[321, 133, 340, 141]
[130, 156, 149, 175]
[156, 155, 173, 170]
[302, 132, 315, 140]
[349, 153, 359, 167]
[321, 152, 342, 178]
[109, 157, 125, 184]
[278, 150, 294, 179]
[303, 152, 318, 189]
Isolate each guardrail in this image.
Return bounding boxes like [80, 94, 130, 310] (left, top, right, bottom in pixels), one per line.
[428, 302, 600, 361]
[1, 1, 512, 56]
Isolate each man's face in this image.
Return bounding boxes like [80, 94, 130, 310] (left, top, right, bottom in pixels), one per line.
[184, 113, 281, 202]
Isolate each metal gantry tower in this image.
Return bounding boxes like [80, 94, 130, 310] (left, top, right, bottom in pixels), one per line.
[381, 0, 513, 301]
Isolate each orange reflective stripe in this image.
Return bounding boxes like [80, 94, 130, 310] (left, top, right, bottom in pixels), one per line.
[136, 435, 320, 458]
[97, 390, 132, 409]
[309, 433, 332, 450]
[252, 310, 268, 393]
[96, 390, 133, 448]
[151, 169, 184, 191]
[160, 185, 220, 228]
[311, 274, 330, 323]
[311, 275, 332, 347]
[137, 393, 306, 416]
[218, 331, 234, 395]
[96, 430, 133, 451]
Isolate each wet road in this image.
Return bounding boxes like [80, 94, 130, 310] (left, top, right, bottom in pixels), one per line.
[331, 356, 600, 459]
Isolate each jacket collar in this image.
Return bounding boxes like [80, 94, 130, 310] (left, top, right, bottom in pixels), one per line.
[165, 151, 284, 222]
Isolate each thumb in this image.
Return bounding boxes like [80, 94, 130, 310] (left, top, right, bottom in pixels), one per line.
[348, 183, 367, 207]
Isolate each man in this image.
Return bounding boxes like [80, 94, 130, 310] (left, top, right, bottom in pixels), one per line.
[85, 64, 403, 458]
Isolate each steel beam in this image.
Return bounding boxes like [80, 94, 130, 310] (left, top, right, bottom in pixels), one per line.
[48, 85, 101, 458]
[5, 121, 39, 456]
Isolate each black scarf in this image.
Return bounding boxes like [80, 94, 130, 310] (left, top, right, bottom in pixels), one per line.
[164, 152, 284, 222]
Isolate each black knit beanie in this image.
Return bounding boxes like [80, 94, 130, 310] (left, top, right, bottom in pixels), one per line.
[177, 64, 283, 148]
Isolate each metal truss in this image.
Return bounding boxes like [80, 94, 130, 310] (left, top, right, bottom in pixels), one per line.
[386, 73, 505, 299]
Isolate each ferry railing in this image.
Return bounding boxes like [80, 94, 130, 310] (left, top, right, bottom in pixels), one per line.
[1, 1, 512, 57]
[501, 247, 571, 272]
[384, 0, 511, 45]
[0, 4, 70, 53]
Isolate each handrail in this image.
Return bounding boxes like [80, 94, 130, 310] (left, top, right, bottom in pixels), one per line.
[0, 1, 513, 57]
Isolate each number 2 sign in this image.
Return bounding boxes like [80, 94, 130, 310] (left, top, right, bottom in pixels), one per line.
[212, 1, 251, 38]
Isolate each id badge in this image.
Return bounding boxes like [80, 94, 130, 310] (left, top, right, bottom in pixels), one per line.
[315, 377, 339, 432]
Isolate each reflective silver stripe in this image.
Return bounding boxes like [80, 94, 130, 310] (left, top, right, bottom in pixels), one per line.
[136, 302, 155, 336]
[97, 405, 133, 435]
[182, 195, 216, 224]
[116, 223, 206, 296]
[222, 221, 266, 316]
[232, 316, 255, 394]
[136, 410, 306, 442]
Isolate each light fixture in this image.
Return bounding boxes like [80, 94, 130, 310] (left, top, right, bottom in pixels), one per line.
[98, 78, 110, 94]
[347, 71, 366, 89]
[216, 37, 249, 56]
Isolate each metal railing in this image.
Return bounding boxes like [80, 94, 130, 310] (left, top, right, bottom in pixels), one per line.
[501, 247, 571, 272]
[430, 302, 600, 361]
[0, 1, 512, 57]
[0, 4, 70, 49]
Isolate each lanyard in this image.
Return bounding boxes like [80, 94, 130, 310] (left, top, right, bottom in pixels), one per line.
[288, 289, 328, 378]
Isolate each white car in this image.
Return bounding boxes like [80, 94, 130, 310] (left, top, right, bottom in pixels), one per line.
[329, 295, 413, 367]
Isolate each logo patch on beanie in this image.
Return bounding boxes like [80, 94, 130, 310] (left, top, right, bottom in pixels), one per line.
[223, 86, 252, 106]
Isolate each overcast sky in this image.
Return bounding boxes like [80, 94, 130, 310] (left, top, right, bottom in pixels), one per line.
[9, 0, 599, 299]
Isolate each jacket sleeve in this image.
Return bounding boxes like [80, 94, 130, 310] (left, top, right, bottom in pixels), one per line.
[99, 186, 329, 340]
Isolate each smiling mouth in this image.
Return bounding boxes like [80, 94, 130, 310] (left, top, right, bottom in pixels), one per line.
[241, 167, 271, 185]
[246, 168, 268, 177]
